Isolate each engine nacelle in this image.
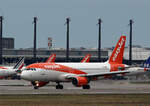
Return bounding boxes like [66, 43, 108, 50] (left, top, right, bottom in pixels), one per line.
[110, 64, 125, 71]
[72, 77, 89, 87]
[31, 81, 49, 87]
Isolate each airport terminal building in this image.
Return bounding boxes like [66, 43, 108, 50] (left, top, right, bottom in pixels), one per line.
[0, 37, 149, 65]
[1, 46, 150, 65]
[2, 48, 108, 65]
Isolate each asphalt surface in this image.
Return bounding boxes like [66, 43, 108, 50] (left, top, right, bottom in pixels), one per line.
[0, 80, 150, 94]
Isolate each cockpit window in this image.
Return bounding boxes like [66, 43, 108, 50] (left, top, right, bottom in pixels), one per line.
[25, 68, 36, 71]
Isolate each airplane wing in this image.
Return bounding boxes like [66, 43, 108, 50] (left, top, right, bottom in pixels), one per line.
[66, 66, 148, 79]
[45, 54, 56, 63]
[66, 70, 131, 79]
[79, 70, 130, 77]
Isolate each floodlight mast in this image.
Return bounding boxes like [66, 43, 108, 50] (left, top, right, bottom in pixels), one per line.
[98, 18, 102, 62]
[0, 16, 3, 64]
[33, 17, 37, 62]
[129, 19, 133, 65]
[65, 17, 70, 62]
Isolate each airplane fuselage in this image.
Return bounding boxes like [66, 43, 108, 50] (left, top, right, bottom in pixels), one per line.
[21, 62, 125, 82]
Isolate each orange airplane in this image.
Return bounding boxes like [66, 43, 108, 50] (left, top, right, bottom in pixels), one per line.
[30, 54, 91, 89]
[21, 35, 135, 89]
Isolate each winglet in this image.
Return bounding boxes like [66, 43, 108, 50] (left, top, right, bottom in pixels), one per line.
[108, 35, 126, 64]
[81, 54, 91, 63]
[13, 57, 24, 70]
[45, 54, 56, 63]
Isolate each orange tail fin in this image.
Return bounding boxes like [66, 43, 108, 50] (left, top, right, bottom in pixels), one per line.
[108, 35, 126, 64]
[45, 54, 56, 63]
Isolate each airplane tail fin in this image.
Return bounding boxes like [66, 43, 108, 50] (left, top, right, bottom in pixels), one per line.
[143, 56, 150, 71]
[108, 35, 126, 64]
[45, 54, 56, 63]
[81, 54, 91, 63]
[13, 57, 24, 70]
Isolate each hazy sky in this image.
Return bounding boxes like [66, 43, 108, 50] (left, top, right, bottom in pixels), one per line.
[0, 0, 150, 49]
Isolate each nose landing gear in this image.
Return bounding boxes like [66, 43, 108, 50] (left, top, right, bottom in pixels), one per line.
[56, 82, 63, 89]
[82, 85, 90, 89]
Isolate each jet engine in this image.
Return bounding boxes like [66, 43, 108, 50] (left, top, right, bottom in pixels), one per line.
[71, 77, 89, 87]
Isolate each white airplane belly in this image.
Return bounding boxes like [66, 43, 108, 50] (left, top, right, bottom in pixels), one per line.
[25, 70, 68, 82]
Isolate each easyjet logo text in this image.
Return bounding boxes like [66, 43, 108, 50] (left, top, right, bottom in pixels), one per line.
[44, 65, 60, 69]
[112, 38, 125, 62]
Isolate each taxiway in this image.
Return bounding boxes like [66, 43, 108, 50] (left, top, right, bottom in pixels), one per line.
[0, 80, 150, 94]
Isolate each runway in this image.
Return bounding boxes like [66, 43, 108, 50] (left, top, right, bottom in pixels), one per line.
[0, 80, 150, 94]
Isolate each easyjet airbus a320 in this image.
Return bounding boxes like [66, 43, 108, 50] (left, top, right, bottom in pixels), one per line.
[30, 54, 91, 88]
[21, 35, 137, 89]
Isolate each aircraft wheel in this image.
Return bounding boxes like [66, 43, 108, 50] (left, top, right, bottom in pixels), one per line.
[59, 85, 63, 89]
[56, 85, 63, 89]
[34, 86, 39, 89]
[56, 85, 59, 89]
[82, 85, 90, 89]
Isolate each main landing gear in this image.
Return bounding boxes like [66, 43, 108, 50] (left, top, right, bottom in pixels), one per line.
[82, 85, 90, 89]
[34, 86, 39, 89]
[56, 82, 63, 89]
[31, 81, 39, 89]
